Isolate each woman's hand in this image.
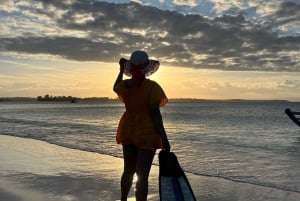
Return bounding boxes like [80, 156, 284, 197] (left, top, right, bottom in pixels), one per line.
[119, 58, 127, 72]
[162, 138, 171, 152]
[113, 58, 126, 93]
[150, 102, 171, 152]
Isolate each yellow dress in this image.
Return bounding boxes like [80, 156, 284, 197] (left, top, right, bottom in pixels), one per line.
[114, 79, 168, 150]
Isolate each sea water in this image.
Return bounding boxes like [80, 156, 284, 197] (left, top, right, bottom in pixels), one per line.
[0, 100, 299, 196]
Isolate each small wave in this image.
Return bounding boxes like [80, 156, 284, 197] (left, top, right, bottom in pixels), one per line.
[211, 137, 300, 157]
[0, 117, 98, 132]
[185, 170, 300, 194]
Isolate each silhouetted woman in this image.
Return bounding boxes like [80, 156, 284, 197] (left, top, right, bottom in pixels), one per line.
[113, 50, 170, 201]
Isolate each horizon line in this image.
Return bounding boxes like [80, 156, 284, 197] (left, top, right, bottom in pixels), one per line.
[0, 96, 299, 102]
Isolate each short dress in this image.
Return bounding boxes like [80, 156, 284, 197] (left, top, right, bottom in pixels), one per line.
[114, 79, 168, 150]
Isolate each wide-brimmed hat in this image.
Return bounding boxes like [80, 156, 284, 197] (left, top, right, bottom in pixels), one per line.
[123, 50, 160, 77]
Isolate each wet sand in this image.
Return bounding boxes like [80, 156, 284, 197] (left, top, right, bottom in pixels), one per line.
[0, 135, 299, 201]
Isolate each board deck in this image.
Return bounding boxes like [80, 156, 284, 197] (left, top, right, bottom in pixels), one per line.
[285, 108, 300, 127]
[159, 150, 197, 201]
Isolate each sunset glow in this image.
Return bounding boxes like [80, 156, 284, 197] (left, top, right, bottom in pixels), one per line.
[0, 0, 299, 100]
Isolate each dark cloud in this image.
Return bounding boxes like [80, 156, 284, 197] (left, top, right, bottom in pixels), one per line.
[1, 36, 120, 61]
[0, 0, 299, 72]
[271, 2, 300, 24]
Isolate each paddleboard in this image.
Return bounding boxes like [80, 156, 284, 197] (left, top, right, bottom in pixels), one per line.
[285, 108, 300, 127]
[159, 150, 197, 201]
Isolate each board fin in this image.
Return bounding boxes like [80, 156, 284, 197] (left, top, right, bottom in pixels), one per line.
[159, 150, 197, 201]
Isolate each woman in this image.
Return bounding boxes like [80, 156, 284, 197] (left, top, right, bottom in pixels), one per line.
[113, 50, 170, 201]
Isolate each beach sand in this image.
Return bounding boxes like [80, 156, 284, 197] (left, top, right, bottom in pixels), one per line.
[0, 135, 161, 201]
[1, 135, 299, 201]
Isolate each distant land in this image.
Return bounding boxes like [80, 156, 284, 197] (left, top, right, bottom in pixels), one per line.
[0, 95, 296, 103]
[0, 95, 112, 103]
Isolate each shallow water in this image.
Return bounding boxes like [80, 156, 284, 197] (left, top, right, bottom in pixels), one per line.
[0, 100, 299, 195]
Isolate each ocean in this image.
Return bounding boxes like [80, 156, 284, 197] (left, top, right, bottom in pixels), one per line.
[0, 100, 299, 197]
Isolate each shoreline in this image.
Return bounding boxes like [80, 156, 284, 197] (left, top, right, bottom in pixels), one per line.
[1, 135, 300, 201]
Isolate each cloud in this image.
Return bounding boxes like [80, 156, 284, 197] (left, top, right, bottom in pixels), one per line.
[269, 2, 300, 37]
[281, 80, 300, 89]
[0, 0, 299, 72]
[0, 0, 15, 11]
[173, 0, 198, 7]
[271, 2, 300, 24]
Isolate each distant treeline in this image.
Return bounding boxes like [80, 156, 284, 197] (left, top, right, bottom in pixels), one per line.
[168, 98, 290, 103]
[0, 97, 36, 102]
[37, 94, 110, 102]
[37, 95, 76, 102]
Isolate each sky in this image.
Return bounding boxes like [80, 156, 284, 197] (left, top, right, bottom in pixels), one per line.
[0, 0, 300, 100]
